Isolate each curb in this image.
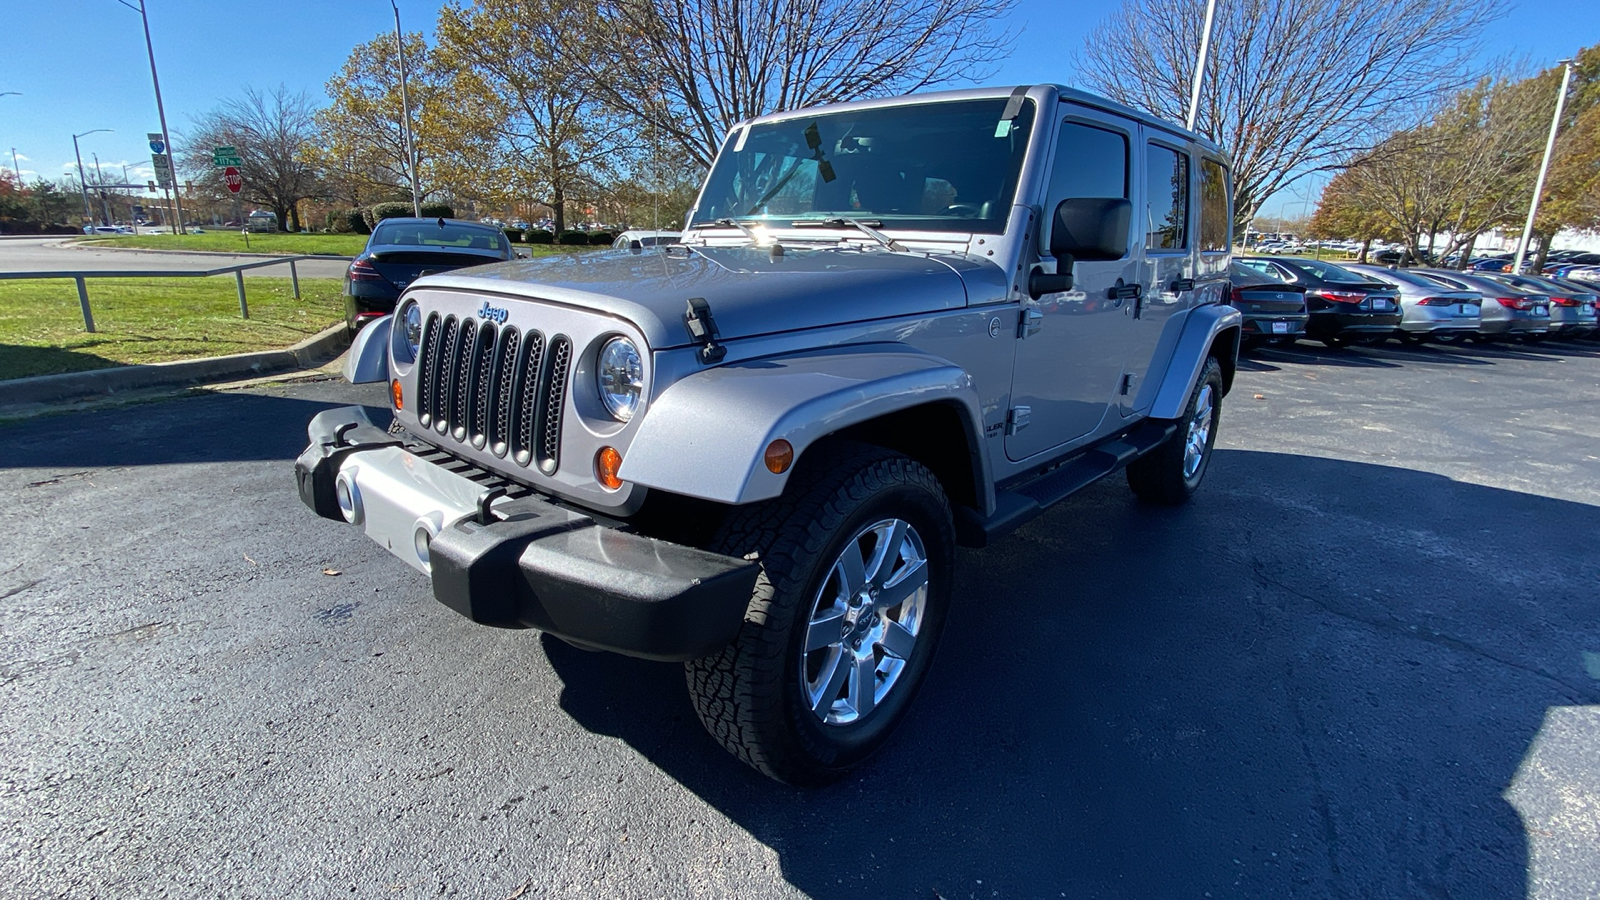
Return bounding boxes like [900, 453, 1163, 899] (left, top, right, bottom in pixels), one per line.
[0, 323, 351, 411]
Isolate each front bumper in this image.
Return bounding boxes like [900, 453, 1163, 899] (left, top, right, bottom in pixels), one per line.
[294, 407, 759, 661]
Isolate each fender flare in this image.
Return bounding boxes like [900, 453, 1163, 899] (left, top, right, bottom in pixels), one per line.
[343, 315, 391, 384]
[1147, 303, 1242, 420]
[618, 344, 987, 505]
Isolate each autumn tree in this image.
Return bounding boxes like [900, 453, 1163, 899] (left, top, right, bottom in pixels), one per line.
[315, 31, 474, 208]
[435, 0, 631, 235]
[589, 0, 1016, 169]
[1080, 0, 1505, 235]
[1520, 45, 1600, 269]
[182, 86, 322, 231]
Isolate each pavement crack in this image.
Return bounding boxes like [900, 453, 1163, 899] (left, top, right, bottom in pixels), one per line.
[1286, 657, 1344, 893]
[0, 579, 41, 602]
[1251, 562, 1593, 703]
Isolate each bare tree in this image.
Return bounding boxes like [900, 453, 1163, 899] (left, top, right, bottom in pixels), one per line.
[1079, 0, 1505, 233]
[182, 86, 322, 231]
[591, 0, 1017, 169]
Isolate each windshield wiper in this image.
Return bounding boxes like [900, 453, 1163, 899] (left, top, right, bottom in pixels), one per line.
[691, 217, 783, 253]
[791, 217, 906, 252]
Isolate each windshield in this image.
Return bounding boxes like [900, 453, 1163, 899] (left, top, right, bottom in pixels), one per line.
[371, 221, 509, 253]
[1289, 258, 1372, 284]
[693, 97, 1037, 235]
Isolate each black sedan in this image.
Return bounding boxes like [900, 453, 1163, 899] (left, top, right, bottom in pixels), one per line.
[1235, 257, 1402, 347]
[345, 218, 515, 333]
[1226, 261, 1309, 348]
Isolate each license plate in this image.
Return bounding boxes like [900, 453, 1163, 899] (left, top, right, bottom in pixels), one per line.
[1272, 322, 1289, 334]
[1371, 298, 1391, 310]
[1584, 304, 1595, 314]
[1457, 305, 1476, 317]
[1535, 307, 1549, 316]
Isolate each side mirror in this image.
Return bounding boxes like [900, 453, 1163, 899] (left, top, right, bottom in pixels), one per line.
[1029, 198, 1130, 300]
[1049, 197, 1131, 261]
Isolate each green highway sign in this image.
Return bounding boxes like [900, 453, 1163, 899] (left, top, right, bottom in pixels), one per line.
[212, 146, 241, 167]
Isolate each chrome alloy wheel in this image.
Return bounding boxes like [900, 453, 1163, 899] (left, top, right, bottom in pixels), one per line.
[1183, 383, 1215, 479]
[800, 518, 929, 726]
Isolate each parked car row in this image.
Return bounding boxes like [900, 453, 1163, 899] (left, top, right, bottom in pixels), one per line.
[1230, 256, 1598, 350]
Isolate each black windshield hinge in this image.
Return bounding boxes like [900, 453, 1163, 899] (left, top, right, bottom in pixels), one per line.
[684, 297, 727, 364]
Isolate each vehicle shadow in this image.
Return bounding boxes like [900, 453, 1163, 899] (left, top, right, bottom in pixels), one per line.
[0, 383, 389, 468]
[543, 450, 1597, 898]
[1250, 343, 1405, 368]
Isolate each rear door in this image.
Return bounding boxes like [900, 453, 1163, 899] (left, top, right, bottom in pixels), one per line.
[1120, 132, 1197, 412]
[1006, 104, 1140, 461]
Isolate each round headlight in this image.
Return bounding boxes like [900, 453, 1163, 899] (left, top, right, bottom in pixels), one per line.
[400, 302, 423, 361]
[597, 337, 643, 422]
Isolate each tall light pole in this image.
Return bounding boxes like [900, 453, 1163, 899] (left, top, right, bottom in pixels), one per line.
[72, 129, 112, 228]
[1186, 0, 1219, 132]
[1513, 59, 1575, 275]
[116, 0, 186, 233]
[392, 0, 422, 217]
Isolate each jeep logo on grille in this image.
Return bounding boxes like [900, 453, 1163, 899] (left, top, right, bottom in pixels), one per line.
[477, 302, 509, 324]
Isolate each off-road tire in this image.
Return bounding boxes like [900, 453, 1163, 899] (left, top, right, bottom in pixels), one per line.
[1126, 356, 1223, 506]
[685, 442, 955, 786]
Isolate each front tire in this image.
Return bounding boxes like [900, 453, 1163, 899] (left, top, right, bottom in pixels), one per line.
[1127, 356, 1223, 506]
[685, 444, 955, 785]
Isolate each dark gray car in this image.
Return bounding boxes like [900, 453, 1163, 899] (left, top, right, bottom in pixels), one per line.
[1412, 269, 1552, 341]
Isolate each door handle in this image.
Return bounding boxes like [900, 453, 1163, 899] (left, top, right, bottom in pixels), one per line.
[1170, 278, 1195, 293]
[1108, 283, 1142, 301]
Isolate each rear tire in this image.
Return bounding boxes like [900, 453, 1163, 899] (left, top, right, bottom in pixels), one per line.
[685, 443, 955, 786]
[1127, 356, 1223, 506]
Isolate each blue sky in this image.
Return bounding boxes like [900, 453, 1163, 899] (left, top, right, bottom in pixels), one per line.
[3, 0, 1597, 215]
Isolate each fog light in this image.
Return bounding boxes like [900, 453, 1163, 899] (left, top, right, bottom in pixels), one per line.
[595, 446, 623, 491]
[391, 379, 403, 409]
[335, 470, 363, 525]
[764, 439, 794, 474]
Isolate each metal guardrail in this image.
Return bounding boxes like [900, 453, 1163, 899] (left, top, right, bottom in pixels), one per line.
[0, 254, 352, 333]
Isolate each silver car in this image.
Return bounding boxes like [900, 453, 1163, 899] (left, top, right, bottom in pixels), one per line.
[1344, 263, 1480, 344]
[1412, 269, 1552, 342]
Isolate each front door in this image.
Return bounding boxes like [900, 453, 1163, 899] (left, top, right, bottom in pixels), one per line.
[1006, 107, 1140, 462]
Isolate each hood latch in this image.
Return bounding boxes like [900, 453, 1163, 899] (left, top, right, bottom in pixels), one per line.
[683, 297, 727, 364]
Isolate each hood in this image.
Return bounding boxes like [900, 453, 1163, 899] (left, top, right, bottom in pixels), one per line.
[413, 245, 981, 349]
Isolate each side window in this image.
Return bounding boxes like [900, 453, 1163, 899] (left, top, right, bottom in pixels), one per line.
[1145, 142, 1190, 251]
[1046, 121, 1129, 203]
[1199, 158, 1230, 252]
[1238, 260, 1274, 278]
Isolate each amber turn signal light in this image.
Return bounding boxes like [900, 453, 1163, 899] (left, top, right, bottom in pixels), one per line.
[595, 446, 624, 490]
[391, 379, 403, 410]
[764, 439, 794, 474]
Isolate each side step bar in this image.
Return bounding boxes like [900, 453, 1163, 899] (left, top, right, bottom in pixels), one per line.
[954, 420, 1178, 547]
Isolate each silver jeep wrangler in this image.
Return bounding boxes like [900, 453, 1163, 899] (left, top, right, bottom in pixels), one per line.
[296, 84, 1240, 785]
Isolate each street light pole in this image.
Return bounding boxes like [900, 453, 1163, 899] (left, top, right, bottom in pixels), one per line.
[1185, 0, 1219, 132]
[392, 0, 422, 217]
[71, 129, 111, 229]
[92, 152, 112, 225]
[1512, 59, 1574, 275]
[118, 0, 186, 234]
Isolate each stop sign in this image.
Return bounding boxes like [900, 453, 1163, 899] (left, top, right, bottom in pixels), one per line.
[223, 166, 243, 194]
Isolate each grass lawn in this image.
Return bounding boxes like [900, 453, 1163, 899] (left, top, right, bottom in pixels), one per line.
[78, 232, 605, 258]
[78, 232, 368, 256]
[0, 276, 345, 381]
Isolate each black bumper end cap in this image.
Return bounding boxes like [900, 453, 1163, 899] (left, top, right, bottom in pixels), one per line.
[294, 406, 400, 521]
[429, 501, 760, 661]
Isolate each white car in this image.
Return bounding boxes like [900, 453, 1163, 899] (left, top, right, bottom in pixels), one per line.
[611, 229, 681, 249]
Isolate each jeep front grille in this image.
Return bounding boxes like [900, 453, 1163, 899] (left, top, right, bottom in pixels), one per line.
[415, 313, 572, 474]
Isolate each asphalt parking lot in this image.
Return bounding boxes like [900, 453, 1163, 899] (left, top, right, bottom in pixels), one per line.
[3, 338, 1598, 899]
